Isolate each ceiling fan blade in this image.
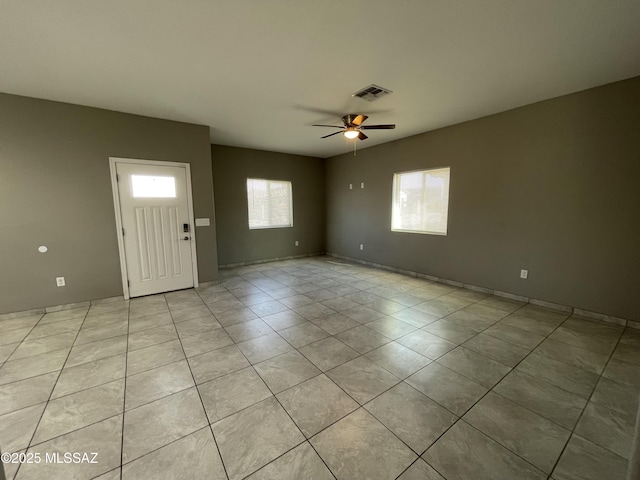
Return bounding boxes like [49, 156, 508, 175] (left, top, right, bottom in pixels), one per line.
[352, 114, 369, 126]
[313, 124, 345, 128]
[361, 124, 396, 130]
[358, 131, 368, 141]
[321, 131, 344, 139]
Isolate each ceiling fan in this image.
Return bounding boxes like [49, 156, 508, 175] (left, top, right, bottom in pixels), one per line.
[313, 114, 395, 140]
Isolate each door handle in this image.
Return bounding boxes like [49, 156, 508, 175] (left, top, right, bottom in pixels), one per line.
[183, 236, 190, 241]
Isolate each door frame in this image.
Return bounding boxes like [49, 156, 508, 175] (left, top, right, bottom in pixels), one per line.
[109, 157, 199, 300]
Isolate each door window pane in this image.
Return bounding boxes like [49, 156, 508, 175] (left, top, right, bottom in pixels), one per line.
[131, 175, 176, 198]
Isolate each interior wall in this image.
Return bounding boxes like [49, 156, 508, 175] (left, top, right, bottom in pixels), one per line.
[326, 76, 640, 321]
[211, 145, 325, 266]
[0, 93, 218, 314]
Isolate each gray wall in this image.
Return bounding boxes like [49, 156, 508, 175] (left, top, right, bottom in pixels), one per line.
[0, 93, 218, 314]
[326, 76, 640, 321]
[211, 145, 325, 266]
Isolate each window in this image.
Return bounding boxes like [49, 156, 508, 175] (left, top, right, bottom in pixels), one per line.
[247, 178, 293, 229]
[391, 167, 450, 235]
[131, 175, 176, 198]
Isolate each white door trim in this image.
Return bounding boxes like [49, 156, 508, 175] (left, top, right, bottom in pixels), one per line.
[109, 157, 199, 300]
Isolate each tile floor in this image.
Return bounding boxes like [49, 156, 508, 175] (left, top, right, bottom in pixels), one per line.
[0, 256, 638, 480]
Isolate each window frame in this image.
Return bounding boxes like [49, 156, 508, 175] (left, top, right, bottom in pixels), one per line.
[246, 178, 294, 230]
[391, 167, 451, 236]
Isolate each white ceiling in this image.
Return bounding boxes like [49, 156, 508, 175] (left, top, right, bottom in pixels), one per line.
[1, 1, 639, 158]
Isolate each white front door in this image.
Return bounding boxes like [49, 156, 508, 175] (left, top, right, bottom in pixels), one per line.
[114, 160, 195, 297]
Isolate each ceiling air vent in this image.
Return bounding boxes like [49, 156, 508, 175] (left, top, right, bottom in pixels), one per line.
[352, 84, 393, 102]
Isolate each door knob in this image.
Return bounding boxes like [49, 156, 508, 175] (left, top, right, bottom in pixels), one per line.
[183, 236, 190, 241]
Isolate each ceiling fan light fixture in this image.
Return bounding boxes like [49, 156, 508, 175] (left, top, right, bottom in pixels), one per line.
[343, 129, 359, 139]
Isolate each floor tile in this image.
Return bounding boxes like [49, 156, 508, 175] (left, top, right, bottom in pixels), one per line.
[365, 341, 431, 379]
[342, 304, 387, 324]
[236, 332, 293, 363]
[245, 442, 334, 480]
[293, 302, 337, 320]
[122, 387, 208, 463]
[310, 312, 360, 335]
[574, 401, 636, 459]
[0, 348, 69, 385]
[516, 352, 599, 398]
[260, 310, 307, 330]
[462, 333, 530, 367]
[611, 343, 640, 366]
[397, 459, 445, 480]
[52, 354, 126, 399]
[0, 342, 20, 362]
[413, 298, 465, 318]
[396, 330, 457, 359]
[212, 397, 304, 480]
[602, 358, 640, 388]
[444, 306, 503, 331]
[620, 328, 640, 347]
[198, 367, 272, 423]
[534, 338, 609, 374]
[326, 356, 399, 404]
[277, 374, 358, 437]
[26, 317, 83, 340]
[126, 339, 185, 375]
[128, 312, 173, 333]
[278, 322, 329, 348]
[477, 295, 526, 314]
[33, 379, 125, 444]
[212, 305, 257, 325]
[16, 415, 122, 480]
[335, 325, 391, 354]
[169, 304, 214, 323]
[391, 308, 439, 328]
[121, 427, 226, 480]
[407, 363, 488, 416]
[494, 371, 587, 429]
[463, 391, 570, 473]
[0, 372, 58, 415]
[311, 408, 417, 480]
[0, 402, 46, 452]
[9, 331, 76, 360]
[423, 420, 546, 480]
[549, 327, 618, 355]
[322, 296, 361, 312]
[364, 317, 417, 339]
[280, 294, 316, 309]
[127, 325, 178, 351]
[65, 335, 127, 368]
[298, 336, 360, 371]
[125, 360, 194, 410]
[437, 346, 511, 388]
[553, 434, 628, 480]
[225, 318, 274, 343]
[173, 315, 221, 337]
[74, 322, 128, 347]
[499, 311, 564, 336]
[422, 319, 477, 344]
[254, 350, 321, 393]
[590, 376, 640, 416]
[365, 382, 457, 453]
[484, 323, 545, 350]
[1, 327, 36, 347]
[188, 344, 250, 384]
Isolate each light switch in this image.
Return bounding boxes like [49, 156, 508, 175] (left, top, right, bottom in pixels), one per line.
[195, 218, 210, 227]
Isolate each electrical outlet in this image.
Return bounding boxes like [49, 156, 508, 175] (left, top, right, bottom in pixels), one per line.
[56, 277, 66, 287]
[520, 269, 528, 279]
[295, 240, 299, 246]
[359, 244, 364, 251]
[349, 184, 353, 190]
[360, 182, 365, 189]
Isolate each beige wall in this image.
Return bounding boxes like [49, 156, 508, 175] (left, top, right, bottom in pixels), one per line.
[326, 77, 640, 321]
[0, 93, 218, 314]
[211, 145, 325, 266]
